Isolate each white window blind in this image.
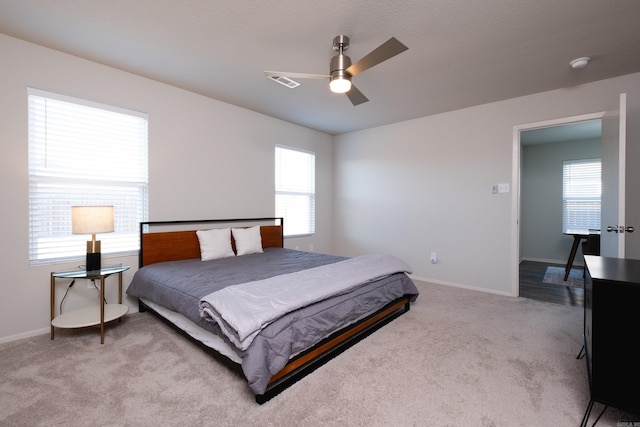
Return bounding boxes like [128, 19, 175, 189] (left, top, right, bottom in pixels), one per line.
[275, 146, 315, 236]
[562, 158, 601, 233]
[28, 88, 148, 265]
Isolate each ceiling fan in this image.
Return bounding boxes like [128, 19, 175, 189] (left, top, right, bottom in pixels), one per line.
[265, 35, 408, 106]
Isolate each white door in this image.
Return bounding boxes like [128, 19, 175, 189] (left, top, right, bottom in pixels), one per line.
[600, 93, 627, 258]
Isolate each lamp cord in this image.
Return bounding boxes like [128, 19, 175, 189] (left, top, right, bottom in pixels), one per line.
[59, 279, 108, 314]
[59, 279, 75, 314]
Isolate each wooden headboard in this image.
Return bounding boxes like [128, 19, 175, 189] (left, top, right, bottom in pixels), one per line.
[139, 218, 284, 267]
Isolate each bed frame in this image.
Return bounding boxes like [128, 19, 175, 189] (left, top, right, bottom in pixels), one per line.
[137, 217, 413, 403]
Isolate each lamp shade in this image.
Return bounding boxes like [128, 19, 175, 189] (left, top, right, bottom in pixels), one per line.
[72, 206, 115, 235]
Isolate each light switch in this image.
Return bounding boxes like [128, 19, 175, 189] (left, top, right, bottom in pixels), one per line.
[498, 183, 510, 193]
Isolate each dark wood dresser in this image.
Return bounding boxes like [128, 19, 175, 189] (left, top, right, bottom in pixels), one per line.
[582, 255, 640, 424]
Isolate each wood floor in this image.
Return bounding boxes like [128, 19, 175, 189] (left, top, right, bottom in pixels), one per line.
[519, 260, 584, 307]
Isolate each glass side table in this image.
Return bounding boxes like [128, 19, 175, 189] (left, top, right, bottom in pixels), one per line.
[50, 265, 130, 344]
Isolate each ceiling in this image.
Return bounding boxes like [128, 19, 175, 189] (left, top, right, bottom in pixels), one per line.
[521, 120, 602, 145]
[1, 1, 640, 135]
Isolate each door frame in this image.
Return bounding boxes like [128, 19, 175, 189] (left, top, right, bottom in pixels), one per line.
[511, 111, 606, 297]
[600, 93, 627, 257]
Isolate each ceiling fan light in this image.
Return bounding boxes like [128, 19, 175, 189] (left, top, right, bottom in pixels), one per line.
[330, 76, 352, 93]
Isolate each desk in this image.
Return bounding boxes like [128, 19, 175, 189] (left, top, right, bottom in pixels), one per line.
[563, 231, 590, 281]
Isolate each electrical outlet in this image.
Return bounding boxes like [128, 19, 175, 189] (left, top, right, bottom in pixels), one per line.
[309, 244, 314, 252]
[430, 252, 437, 264]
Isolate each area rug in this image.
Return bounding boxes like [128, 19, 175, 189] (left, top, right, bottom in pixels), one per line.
[543, 266, 584, 288]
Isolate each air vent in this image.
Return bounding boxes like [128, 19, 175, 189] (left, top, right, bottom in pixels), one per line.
[268, 75, 300, 89]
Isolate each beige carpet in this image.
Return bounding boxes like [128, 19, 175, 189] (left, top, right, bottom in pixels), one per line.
[543, 266, 584, 288]
[0, 280, 635, 426]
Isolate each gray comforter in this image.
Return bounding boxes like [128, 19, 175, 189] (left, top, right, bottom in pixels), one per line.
[199, 254, 413, 351]
[126, 248, 419, 395]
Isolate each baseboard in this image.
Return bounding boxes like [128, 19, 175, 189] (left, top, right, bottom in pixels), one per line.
[408, 274, 514, 297]
[0, 326, 50, 345]
[0, 311, 136, 344]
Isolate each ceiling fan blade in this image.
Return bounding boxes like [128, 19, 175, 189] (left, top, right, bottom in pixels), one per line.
[345, 84, 369, 106]
[345, 37, 408, 77]
[264, 71, 329, 80]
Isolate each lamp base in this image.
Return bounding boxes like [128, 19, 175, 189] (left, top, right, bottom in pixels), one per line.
[86, 252, 101, 273]
[86, 240, 102, 273]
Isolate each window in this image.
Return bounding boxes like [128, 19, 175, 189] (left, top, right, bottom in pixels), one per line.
[275, 146, 315, 236]
[28, 88, 148, 265]
[562, 158, 601, 233]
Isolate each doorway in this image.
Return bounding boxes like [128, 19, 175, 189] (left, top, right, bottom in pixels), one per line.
[511, 94, 627, 301]
[512, 94, 628, 301]
[518, 119, 602, 305]
[511, 111, 606, 303]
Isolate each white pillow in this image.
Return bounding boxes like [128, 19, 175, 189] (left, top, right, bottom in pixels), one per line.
[196, 228, 235, 261]
[232, 226, 263, 256]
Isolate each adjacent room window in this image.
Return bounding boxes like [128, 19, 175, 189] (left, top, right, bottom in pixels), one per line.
[28, 88, 148, 265]
[562, 158, 601, 233]
[275, 145, 315, 236]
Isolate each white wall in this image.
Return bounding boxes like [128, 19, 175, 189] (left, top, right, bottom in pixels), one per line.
[0, 34, 333, 342]
[2, 30, 639, 342]
[521, 139, 601, 264]
[333, 72, 640, 296]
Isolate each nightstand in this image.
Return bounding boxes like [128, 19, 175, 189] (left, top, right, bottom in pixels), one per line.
[50, 265, 130, 344]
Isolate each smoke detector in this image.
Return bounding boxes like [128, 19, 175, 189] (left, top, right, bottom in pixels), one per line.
[570, 57, 590, 69]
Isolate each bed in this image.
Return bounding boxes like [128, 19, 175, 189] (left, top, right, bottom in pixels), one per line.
[126, 217, 419, 403]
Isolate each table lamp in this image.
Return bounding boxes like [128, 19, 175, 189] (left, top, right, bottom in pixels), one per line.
[72, 206, 114, 272]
